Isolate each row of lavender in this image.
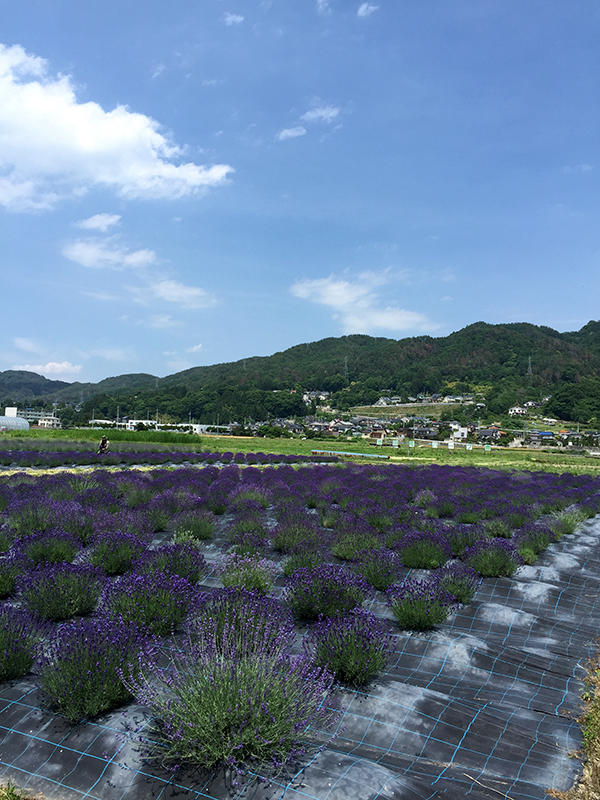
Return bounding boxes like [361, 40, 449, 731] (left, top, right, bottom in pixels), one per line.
[0, 448, 337, 468]
[1, 461, 599, 780]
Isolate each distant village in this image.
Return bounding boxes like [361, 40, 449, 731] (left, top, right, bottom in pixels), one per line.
[3, 389, 599, 450]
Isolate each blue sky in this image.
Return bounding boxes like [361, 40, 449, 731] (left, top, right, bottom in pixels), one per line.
[1, 1, 599, 383]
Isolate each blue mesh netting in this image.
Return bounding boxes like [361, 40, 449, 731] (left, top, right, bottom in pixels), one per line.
[2, 521, 599, 799]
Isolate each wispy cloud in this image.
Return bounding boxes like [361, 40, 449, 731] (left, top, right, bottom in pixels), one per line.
[357, 3, 379, 17]
[81, 290, 120, 301]
[63, 239, 157, 269]
[222, 12, 244, 25]
[0, 44, 233, 211]
[88, 346, 134, 362]
[144, 314, 181, 329]
[75, 213, 121, 232]
[290, 270, 439, 334]
[186, 343, 203, 353]
[13, 337, 43, 354]
[150, 279, 217, 309]
[301, 105, 340, 124]
[12, 361, 82, 377]
[562, 164, 593, 174]
[277, 126, 307, 141]
[315, 0, 332, 14]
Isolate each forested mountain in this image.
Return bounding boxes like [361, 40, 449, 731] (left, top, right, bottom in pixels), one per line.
[2, 320, 600, 424]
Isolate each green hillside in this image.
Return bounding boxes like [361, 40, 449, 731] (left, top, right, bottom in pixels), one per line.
[2, 320, 600, 424]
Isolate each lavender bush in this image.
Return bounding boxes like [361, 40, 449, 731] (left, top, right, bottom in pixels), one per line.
[282, 544, 324, 577]
[89, 530, 148, 575]
[446, 524, 487, 557]
[548, 509, 587, 539]
[121, 638, 340, 779]
[99, 571, 195, 635]
[186, 587, 295, 658]
[437, 562, 481, 604]
[271, 515, 323, 553]
[37, 617, 157, 722]
[173, 509, 215, 540]
[462, 539, 524, 577]
[353, 547, 405, 591]
[513, 524, 555, 565]
[217, 553, 279, 594]
[395, 531, 452, 570]
[15, 530, 80, 566]
[331, 525, 380, 561]
[0, 559, 21, 598]
[387, 576, 456, 631]
[286, 564, 372, 619]
[0, 607, 50, 682]
[304, 609, 395, 687]
[134, 541, 208, 584]
[17, 563, 106, 620]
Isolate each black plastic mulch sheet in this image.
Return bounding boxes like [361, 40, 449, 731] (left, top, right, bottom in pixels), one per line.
[2, 522, 600, 800]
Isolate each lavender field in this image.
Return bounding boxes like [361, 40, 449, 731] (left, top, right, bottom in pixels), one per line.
[1, 456, 600, 799]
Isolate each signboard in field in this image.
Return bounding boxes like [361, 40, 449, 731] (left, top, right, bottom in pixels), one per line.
[376, 438, 383, 446]
[466, 444, 473, 451]
[431, 441, 438, 449]
[409, 440, 415, 448]
[392, 439, 399, 448]
[484, 444, 492, 452]
[448, 441, 454, 450]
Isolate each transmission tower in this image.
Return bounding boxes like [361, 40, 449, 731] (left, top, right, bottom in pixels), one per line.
[526, 356, 533, 382]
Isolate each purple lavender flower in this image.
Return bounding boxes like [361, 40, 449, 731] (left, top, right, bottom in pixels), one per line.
[437, 562, 481, 604]
[0, 606, 51, 682]
[304, 609, 395, 687]
[121, 638, 340, 779]
[216, 552, 279, 594]
[134, 541, 208, 584]
[353, 547, 405, 591]
[89, 530, 149, 575]
[387, 575, 457, 630]
[98, 571, 195, 635]
[286, 563, 372, 619]
[462, 538, 524, 577]
[17, 563, 106, 620]
[37, 616, 158, 722]
[186, 587, 295, 658]
[395, 530, 452, 569]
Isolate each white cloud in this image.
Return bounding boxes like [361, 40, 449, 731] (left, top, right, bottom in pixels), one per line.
[81, 290, 120, 301]
[290, 271, 439, 334]
[14, 337, 43, 354]
[357, 3, 379, 17]
[562, 164, 593, 174]
[63, 239, 157, 269]
[151, 279, 217, 309]
[316, 0, 331, 14]
[222, 13, 244, 25]
[151, 63, 165, 79]
[145, 314, 180, 328]
[12, 361, 82, 377]
[0, 44, 233, 211]
[277, 126, 307, 141]
[166, 358, 192, 372]
[301, 105, 340, 124]
[186, 343, 203, 353]
[89, 347, 133, 361]
[76, 213, 121, 232]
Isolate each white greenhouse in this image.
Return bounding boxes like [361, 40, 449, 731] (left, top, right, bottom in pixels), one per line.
[0, 416, 30, 431]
